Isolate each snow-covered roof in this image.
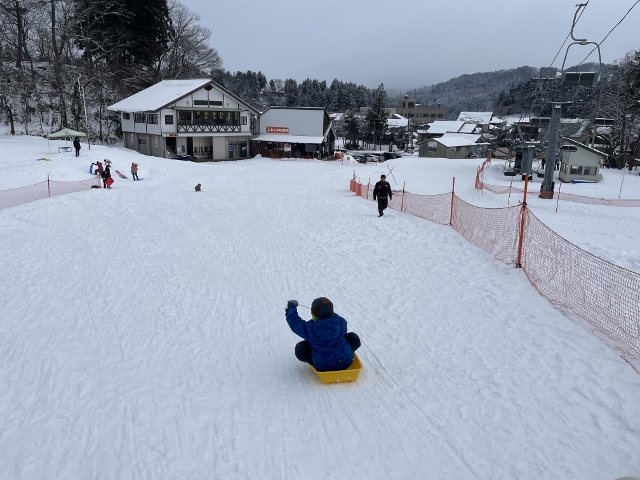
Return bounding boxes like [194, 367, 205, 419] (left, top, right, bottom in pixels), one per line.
[108, 79, 212, 112]
[435, 133, 483, 147]
[459, 123, 478, 134]
[425, 120, 465, 135]
[457, 112, 494, 124]
[108, 79, 259, 114]
[387, 118, 409, 128]
[253, 134, 325, 143]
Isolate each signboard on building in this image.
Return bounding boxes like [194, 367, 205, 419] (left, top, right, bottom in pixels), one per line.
[266, 126, 289, 134]
[283, 143, 291, 152]
[165, 133, 178, 137]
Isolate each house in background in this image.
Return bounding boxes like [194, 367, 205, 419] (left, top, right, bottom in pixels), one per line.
[558, 137, 605, 183]
[420, 133, 489, 159]
[108, 79, 259, 161]
[253, 107, 336, 159]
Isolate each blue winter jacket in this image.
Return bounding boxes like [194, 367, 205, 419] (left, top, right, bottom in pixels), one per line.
[285, 305, 354, 372]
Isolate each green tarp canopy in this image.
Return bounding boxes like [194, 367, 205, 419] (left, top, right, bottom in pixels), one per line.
[47, 128, 86, 138]
[47, 128, 87, 153]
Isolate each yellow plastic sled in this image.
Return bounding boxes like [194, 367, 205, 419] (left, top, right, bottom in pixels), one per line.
[310, 354, 362, 384]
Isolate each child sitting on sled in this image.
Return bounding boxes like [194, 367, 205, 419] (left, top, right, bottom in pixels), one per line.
[285, 297, 361, 372]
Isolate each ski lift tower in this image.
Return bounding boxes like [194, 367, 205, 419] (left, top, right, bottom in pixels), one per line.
[539, 3, 602, 199]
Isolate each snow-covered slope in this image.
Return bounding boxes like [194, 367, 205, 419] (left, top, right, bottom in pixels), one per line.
[1, 136, 639, 479]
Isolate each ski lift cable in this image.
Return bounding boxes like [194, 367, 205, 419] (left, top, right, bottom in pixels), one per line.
[549, 1, 589, 68]
[577, 0, 640, 66]
[527, 3, 589, 125]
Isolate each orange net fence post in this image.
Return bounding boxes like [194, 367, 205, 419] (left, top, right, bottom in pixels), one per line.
[521, 209, 640, 372]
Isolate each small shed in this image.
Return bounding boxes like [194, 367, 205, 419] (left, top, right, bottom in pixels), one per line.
[558, 137, 606, 183]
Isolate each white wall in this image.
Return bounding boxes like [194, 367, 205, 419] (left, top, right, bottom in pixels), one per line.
[260, 109, 324, 136]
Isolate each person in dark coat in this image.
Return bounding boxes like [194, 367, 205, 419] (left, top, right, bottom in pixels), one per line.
[102, 165, 112, 188]
[372, 174, 393, 217]
[73, 137, 81, 157]
[285, 297, 361, 372]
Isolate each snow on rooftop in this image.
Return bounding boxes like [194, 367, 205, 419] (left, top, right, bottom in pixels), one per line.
[436, 133, 483, 147]
[425, 120, 466, 135]
[457, 112, 495, 124]
[108, 79, 212, 112]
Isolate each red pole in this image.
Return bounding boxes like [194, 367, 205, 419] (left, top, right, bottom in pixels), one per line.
[516, 175, 529, 268]
[449, 177, 455, 225]
[47, 174, 51, 197]
[400, 182, 406, 212]
[556, 180, 562, 213]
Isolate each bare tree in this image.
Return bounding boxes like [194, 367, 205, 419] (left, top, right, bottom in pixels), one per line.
[155, 0, 222, 81]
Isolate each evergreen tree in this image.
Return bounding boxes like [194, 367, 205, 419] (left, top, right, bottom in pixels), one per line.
[284, 78, 297, 106]
[365, 83, 388, 147]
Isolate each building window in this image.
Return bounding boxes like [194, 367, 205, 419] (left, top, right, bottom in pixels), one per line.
[138, 139, 146, 145]
[134, 113, 145, 123]
[193, 100, 223, 107]
[165, 115, 174, 125]
[178, 111, 192, 123]
[430, 113, 436, 118]
[569, 165, 583, 175]
[437, 114, 444, 118]
[408, 113, 414, 118]
[146, 114, 158, 124]
[428, 142, 437, 152]
[456, 146, 462, 151]
[241, 116, 247, 125]
[583, 166, 595, 175]
[122, 112, 130, 120]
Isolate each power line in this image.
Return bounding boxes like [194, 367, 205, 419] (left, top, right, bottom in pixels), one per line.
[577, 0, 640, 66]
[549, 1, 589, 68]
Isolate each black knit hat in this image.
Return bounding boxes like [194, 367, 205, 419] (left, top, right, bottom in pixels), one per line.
[311, 297, 334, 320]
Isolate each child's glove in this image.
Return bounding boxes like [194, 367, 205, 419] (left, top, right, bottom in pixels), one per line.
[287, 300, 298, 308]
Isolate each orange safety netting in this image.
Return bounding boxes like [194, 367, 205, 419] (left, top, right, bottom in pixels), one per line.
[350, 175, 640, 372]
[0, 177, 100, 210]
[521, 210, 640, 366]
[451, 196, 521, 265]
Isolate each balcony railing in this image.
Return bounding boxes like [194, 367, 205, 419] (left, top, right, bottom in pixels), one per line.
[177, 124, 241, 133]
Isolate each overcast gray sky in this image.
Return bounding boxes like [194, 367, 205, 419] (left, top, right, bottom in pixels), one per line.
[179, 0, 640, 90]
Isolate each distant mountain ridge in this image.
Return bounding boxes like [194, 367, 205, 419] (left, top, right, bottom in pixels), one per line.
[404, 63, 604, 120]
[407, 66, 540, 119]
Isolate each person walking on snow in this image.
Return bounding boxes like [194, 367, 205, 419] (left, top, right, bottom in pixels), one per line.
[73, 137, 81, 157]
[285, 297, 361, 372]
[131, 162, 139, 181]
[373, 174, 392, 217]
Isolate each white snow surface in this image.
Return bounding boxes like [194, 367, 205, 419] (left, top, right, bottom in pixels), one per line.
[1, 136, 640, 480]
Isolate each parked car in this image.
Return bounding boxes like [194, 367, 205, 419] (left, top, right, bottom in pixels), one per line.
[173, 154, 197, 162]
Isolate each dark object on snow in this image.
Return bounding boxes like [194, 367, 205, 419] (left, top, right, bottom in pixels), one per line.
[173, 154, 197, 162]
[195, 183, 201, 192]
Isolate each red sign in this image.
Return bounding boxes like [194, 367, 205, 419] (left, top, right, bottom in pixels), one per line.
[165, 133, 178, 137]
[266, 126, 289, 134]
